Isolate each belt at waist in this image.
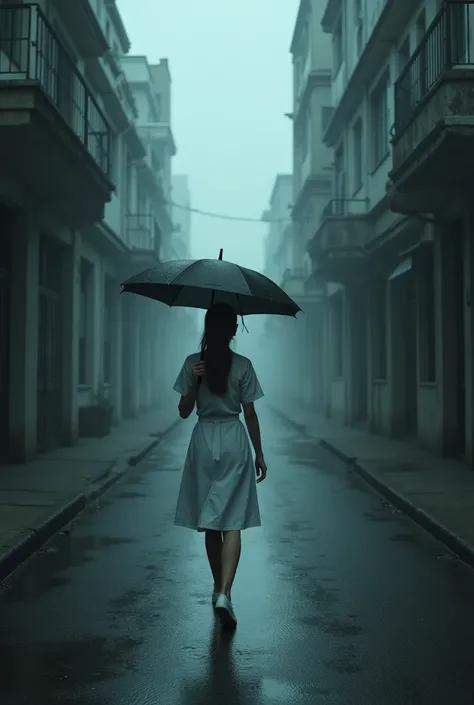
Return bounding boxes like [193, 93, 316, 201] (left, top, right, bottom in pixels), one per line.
[197, 415, 239, 424]
[197, 415, 240, 461]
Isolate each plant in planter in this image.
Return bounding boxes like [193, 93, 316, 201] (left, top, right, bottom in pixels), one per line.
[78, 384, 115, 438]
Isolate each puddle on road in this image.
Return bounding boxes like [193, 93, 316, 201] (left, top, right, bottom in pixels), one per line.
[115, 491, 148, 500]
[0, 533, 138, 604]
[362, 511, 400, 524]
[0, 634, 143, 705]
[389, 533, 419, 544]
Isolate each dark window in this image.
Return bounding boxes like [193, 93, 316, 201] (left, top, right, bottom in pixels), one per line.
[352, 118, 363, 193]
[372, 279, 387, 380]
[331, 292, 344, 377]
[321, 106, 334, 133]
[79, 258, 93, 385]
[0, 1, 24, 70]
[333, 15, 343, 73]
[103, 275, 115, 384]
[370, 74, 389, 169]
[418, 247, 436, 383]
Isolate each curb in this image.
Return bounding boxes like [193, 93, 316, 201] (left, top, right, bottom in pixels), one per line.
[0, 417, 180, 585]
[267, 403, 307, 434]
[320, 439, 474, 570]
[128, 417, 181, 466]
[0, 495, 86, 584]
[268, 403, 474, 570]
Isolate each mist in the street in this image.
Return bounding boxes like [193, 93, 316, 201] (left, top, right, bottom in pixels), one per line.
[2, 0, 474, 703]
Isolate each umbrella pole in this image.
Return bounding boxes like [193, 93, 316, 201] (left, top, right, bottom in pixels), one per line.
[199, 249, 223, 379]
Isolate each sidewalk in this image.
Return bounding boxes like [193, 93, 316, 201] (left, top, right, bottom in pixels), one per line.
[0, 401, 184, 583]
[268, 396, 474, 568]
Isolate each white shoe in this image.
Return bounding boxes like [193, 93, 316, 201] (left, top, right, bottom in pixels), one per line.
[215, 594, 237, 628]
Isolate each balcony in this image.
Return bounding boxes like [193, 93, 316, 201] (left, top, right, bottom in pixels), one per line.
[49, 0, 108, 59]
[127, 213, 161, 267]
[323, 0, 419, 147]
[390, 1, 474, 215]
[0, 4, 113, 224]
[308, 198, 372, 283]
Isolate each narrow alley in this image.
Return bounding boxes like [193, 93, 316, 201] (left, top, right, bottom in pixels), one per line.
[1, 408, 474, 705]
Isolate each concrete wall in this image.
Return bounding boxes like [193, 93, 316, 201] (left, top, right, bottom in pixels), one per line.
[0, 0, 179, 463]
[262, 175, 293, 284]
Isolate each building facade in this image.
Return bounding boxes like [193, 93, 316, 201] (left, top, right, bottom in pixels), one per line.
[296, 0, 472, 463]
[0, 0, 179, 462]
[264, 0, 333, 408]
[261, 174, 293, 285]
[171, 175, 192, 260]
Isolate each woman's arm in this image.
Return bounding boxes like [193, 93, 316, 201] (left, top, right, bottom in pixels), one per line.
[242, 402, 263, 458]
[178, 361, 204, 418]
[178, 382, 198, 419]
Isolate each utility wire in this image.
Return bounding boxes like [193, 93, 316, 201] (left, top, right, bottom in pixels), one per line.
[168, 199, 291, 224]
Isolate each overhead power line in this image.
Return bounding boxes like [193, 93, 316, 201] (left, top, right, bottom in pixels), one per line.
[168, 199, 291, 224]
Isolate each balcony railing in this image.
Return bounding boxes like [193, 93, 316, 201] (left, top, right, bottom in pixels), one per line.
[0, 3, 111, 176]
[320, 197, 368, 222]
[394, 1, 473, 137]
[127, 213, 159, 252]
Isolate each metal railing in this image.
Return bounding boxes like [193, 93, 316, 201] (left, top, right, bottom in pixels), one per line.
[320, 197, 368, 222]
[394, 1, 473, 137]
[127, 213, 160, 252]
[0, 4, 111, 176]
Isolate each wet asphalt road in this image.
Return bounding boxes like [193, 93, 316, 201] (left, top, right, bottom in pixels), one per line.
[2, 409, 474, 705]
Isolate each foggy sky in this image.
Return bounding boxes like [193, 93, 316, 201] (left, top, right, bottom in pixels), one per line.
[117, 0, 298, 271]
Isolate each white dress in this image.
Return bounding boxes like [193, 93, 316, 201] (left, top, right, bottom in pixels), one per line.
[173, 351, 264, 532]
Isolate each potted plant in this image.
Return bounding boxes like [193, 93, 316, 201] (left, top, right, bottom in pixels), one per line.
[78, 384, 114, 438]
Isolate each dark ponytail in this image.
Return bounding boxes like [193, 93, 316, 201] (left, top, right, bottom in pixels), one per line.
[200, 303, 237, 395]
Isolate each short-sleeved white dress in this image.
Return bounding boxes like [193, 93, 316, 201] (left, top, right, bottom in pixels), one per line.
[173, 351, 264, 532]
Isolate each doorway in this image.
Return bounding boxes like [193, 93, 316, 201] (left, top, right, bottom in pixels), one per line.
[453, 221, 466, 457]
[350, 286, 368, 426]
[37, 235, 63, 452]
[390, 270, 417, 438]
[404, 272, 418, 436]
[0, 205, 12, 460]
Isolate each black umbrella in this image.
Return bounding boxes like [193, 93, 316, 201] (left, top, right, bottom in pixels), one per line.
[121, 249, 301, 317]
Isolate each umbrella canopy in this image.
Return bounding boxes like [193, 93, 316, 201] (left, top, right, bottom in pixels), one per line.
[121, 254, 301, 317]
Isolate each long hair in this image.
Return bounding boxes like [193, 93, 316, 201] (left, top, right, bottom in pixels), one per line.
[200, 302, 237, 395]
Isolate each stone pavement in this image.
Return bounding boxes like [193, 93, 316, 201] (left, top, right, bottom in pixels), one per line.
[0, 400, 188, 582]
[267, 395, 474, 568]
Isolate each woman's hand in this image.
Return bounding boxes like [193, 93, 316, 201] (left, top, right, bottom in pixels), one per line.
[255, 455, 267, 483]
[192, 361, 205, 380]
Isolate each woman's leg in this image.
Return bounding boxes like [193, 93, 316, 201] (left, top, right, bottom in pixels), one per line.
[205, 530, 223, 592]
[219, 530, 241, 600]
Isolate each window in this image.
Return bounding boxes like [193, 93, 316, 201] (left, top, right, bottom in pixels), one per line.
[334, 144, 345, 212]
[333, 15, 343, 73]
[372, 280, 387, 379]
[109, 132, 119, 187]
[103, 275, 115, 385]
[450, 2, 467, 64]
[79, 258, 93, 385]
[397, 37, 411, 125]
[352, 118, 363, 193]
[296, 113, 308, 166]
[415, 11, 426, 97]
[331, 292, 344, 377]
[397, 36, 410, 73]
[418, 247, 436, 383]
[354, 0, 363, 57]
[322, 106, 334, 133]
[0, 0, 24, 70]
[370, 74, 389, 170]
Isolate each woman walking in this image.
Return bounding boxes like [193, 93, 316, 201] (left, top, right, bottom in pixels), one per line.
[173, 302, 267, 628]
